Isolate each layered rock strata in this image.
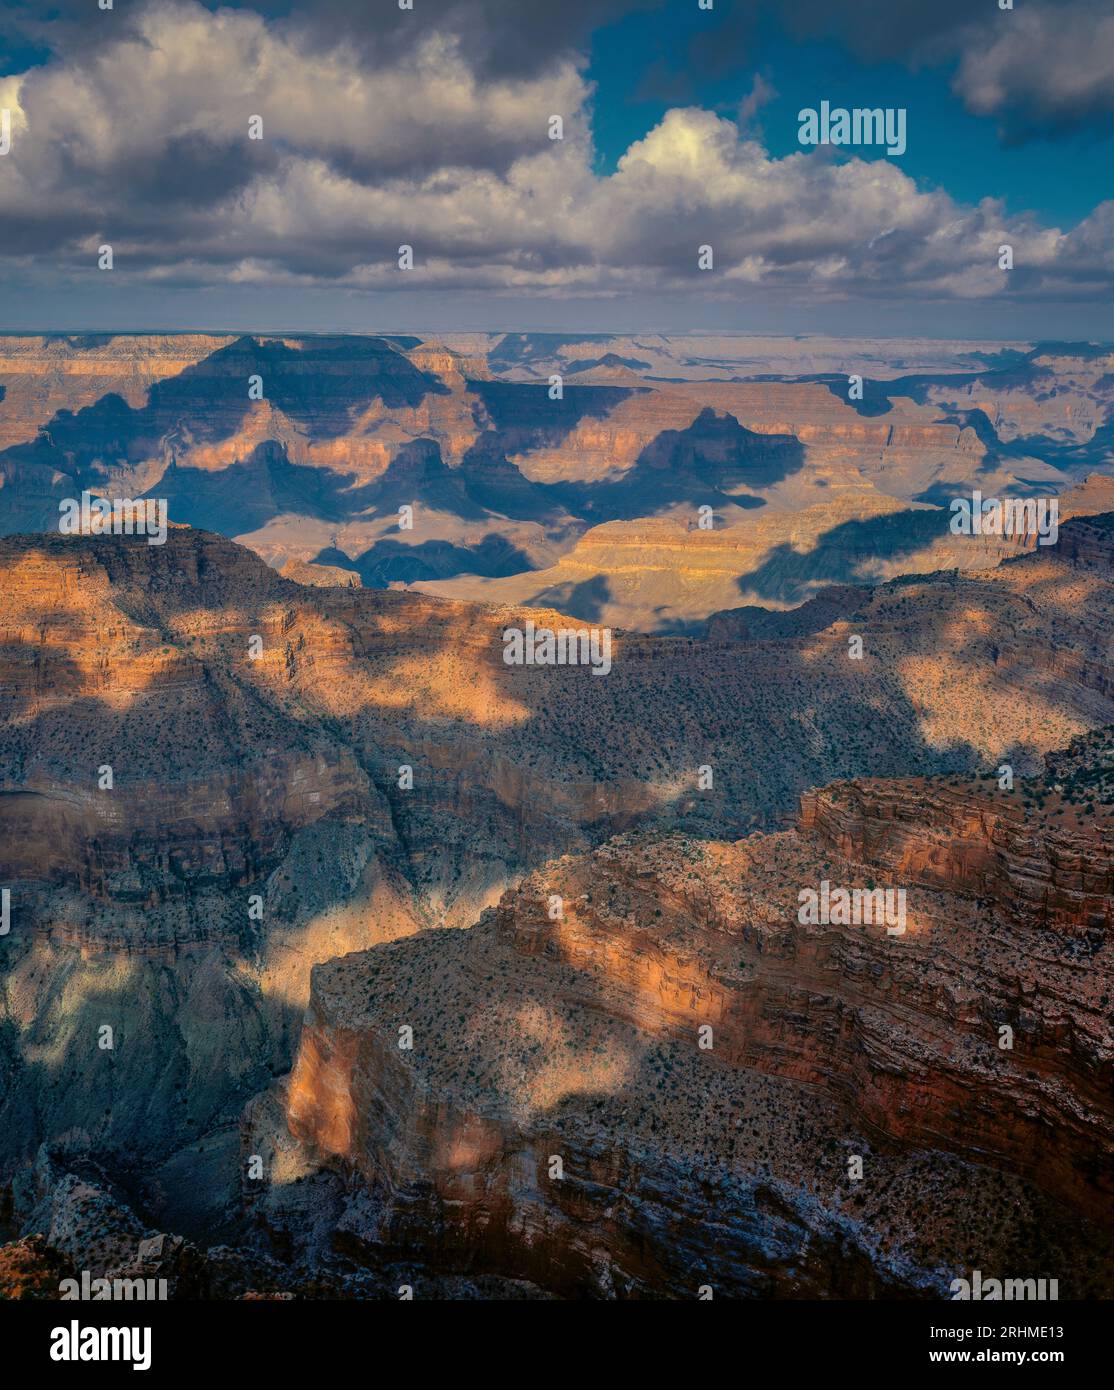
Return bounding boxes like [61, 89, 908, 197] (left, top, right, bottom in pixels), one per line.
[271, 763, 1114, 1297]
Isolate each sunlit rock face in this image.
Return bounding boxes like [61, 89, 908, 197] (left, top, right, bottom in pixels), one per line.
[269, 753, 1114, 1298]
[801, 774, 1114, 933]
[2, 334, 1111, 633]
[1, 503, 1113, 1295]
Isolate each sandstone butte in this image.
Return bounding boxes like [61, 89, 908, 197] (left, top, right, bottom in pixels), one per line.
[0, 513, 1112, 1296]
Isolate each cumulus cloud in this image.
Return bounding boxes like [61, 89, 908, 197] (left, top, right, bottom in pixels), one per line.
[952, 1, 1114, 141]
[3, 2, 587, 198]
[0, 0, 1110, 310]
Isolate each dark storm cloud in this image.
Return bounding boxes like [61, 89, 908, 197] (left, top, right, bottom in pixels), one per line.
[278, 0, 665, 78]
[0, 0, 133, 59]
[951, 0, 1114, 142]
[771, 0, 983, 64]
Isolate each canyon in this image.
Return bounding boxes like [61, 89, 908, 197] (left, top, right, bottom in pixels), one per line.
[2, 333, 1112, 631]
[264, 749, 1114, 1297]
[0, 334, 1111, 1299]
[5, 742, 1111, 1299]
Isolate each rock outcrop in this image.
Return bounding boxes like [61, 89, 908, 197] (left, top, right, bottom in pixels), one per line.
[265, 755, 1114, 1298]
[802, 775, 1114, 933]
[2, 516, 1113, 1295]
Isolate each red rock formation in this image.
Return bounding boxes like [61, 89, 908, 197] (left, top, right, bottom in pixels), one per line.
[272, 757, 1114, 1297]
[801, 776, 1114, 932]
[3, 519, 1114, 1276]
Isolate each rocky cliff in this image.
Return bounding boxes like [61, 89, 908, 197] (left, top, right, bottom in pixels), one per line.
[263, 751, 1114, 1298]
[3, 517, 1114, 1292]
[801, 775, 1114, 933]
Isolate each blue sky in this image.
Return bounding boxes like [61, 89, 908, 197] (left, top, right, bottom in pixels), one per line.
[588, 8, 1112, 227]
